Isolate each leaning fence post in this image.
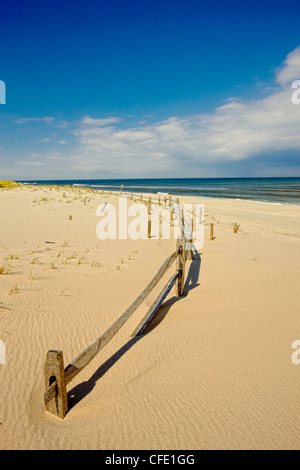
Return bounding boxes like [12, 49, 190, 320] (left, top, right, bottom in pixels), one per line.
[175, 237, 186, 297]
[44, 350, 68, 419]
[175, 212, 186, 297]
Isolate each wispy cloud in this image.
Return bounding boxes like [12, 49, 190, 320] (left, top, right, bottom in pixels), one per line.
[16, 161, 44, 166]
[71, 47, 300, 176]
[81, 116, 121, 126]
[14, 117, 70, 129]
[14, 117, 54, 125]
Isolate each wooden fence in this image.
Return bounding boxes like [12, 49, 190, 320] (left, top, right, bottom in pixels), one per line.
[44, 197, 192, 419]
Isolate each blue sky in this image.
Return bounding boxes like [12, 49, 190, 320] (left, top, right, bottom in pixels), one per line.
[1, 0, 300, 179]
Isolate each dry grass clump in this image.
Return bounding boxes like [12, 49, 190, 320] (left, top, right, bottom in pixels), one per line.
[0, 265, 12, 275]
[8, 284, 20, 296]
[233, 223, 240, 233]
[4, 254, 19, 261]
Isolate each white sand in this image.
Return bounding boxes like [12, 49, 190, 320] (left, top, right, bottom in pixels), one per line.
[0, 185, 299, 450]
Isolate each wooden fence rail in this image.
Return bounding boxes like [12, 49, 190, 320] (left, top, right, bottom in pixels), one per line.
[44, 219, 189, 419]
[122, 190, 173, 207]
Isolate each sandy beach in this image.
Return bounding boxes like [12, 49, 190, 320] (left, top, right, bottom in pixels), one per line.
[0, 183, 299, 450]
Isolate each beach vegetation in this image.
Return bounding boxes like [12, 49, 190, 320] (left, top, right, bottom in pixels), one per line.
[0, 181, 21, 190]
[233, 223, 240, 233]
[5, 254, 19, 261]
[0, 265, 12, 275]
[91, 261, 103, 268]
[29, 270, 39, 281]
[8, 284, 20, 296]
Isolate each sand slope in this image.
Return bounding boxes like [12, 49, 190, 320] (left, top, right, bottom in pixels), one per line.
[0, 185, 299, 449]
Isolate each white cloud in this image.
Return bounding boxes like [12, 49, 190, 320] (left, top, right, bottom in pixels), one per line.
[16, 161, 44, 166]
[14, 117, 54, 125]
[72, 47, 300, 176]
[81, 116, 121, 126]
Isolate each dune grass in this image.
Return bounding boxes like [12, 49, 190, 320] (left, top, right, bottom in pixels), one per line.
[8, 284, 20, 296]
[0, 265, 12, 275]
[0, 181, 21, 189]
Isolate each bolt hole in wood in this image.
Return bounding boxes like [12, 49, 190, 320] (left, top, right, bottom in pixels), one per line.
[49, 376, 56, 386]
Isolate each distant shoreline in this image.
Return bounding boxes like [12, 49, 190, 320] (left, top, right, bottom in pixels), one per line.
[16, 177, 300, 206]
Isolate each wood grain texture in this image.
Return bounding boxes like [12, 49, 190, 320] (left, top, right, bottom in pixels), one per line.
[175, 239, 186, 297]
[210, 223, 214, 240]
[44, 350, 68, 418]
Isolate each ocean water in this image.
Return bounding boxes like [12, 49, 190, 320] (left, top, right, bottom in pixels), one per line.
[19, 178, 300, 205]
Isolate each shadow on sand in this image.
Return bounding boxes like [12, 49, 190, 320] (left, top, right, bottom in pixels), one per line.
[68, 250, 202, 411]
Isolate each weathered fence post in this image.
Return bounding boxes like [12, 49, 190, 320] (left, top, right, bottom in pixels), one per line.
[44, 350, 68, 419]
[175, 227, 186, 297]
[170, 197, 174, 223]
[148, 197, 152, 238]
[210, 223, 214, 241]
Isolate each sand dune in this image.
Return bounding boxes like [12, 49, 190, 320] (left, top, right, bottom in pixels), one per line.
[0, 185, 299, 449]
